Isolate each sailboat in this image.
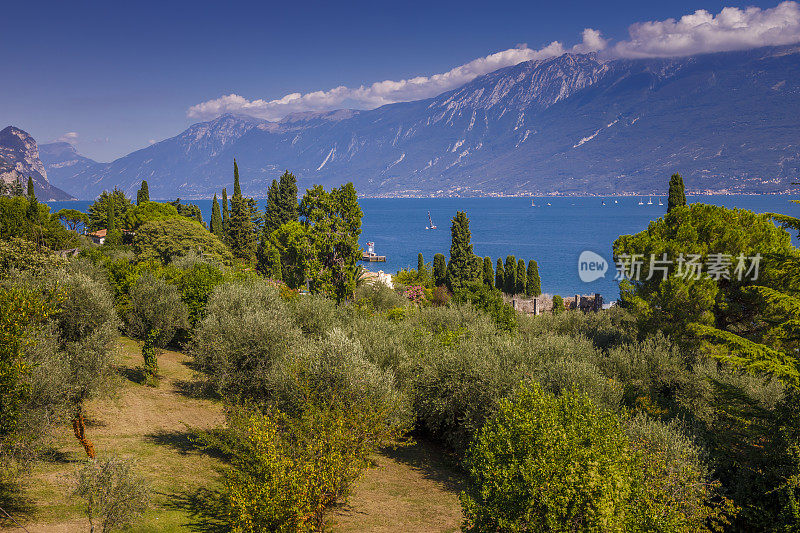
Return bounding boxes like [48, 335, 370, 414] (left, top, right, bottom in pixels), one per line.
[547, 202, 552, 206]
[601, 199, 606, 206]
[647, 197, 653, 205]
[531, 198, 535, 207]
[425, 211, 437, 230]
[614, 199, 618, 204]
[658, 197, 664, 206]
[638, 198, 644, 205]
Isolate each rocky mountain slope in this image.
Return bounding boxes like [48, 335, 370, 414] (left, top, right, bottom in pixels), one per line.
[43, 46, 800, 199]
[0, 126, 74, 200]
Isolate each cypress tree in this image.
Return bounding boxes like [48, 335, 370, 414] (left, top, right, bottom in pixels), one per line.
[264, 171, 299, 234]
[136, 180, 150, 205]
[446, 211, 479, 291]
[495, 258, 504, 291]
[233, 159, 242, 197]
[526, 259, 541, 297]
[516, 258, 527, 295]
[25, 177, 38, 222]
[210, 193, 224, 239]
[667, 173, 687, 213]
[418, 253, 425, 274]
[106, 196, 116, 232]
[227, 163, 257, 261]
[221, 188, 229, 233]
[483, 257, 494, 287]
[433, 253, 446, 286]
[552, 294, 565, 315]
[504, 255, 516, 295]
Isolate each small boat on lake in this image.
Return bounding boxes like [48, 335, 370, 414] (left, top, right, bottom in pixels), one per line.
[658, 197, 664, 206]
[425, 211, 437, 230]
[638, 198, 644, 205]
[647, 197, 653, 205]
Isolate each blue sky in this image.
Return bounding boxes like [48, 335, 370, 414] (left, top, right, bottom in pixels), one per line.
[0, 0, 795, 161]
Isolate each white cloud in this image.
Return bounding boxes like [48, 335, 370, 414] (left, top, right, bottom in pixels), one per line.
[187, 29, 606, 121]
[613, 1, 800, 58]
[56, 131, 79, 144]
[187, 2, 800, 121]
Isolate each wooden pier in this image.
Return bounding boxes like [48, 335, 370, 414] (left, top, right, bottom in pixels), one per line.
[360, 241, 386, 262]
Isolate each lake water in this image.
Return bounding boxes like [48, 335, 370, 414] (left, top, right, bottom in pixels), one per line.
[47, 195, 798, 301]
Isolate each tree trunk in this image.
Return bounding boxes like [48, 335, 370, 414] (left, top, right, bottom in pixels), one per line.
[72, 411, 96, 459]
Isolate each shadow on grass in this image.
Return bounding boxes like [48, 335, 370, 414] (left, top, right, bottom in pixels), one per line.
[165, 489, 229, 533]
[144, 429, 227, 461]
[172, 379, 219, 401]
[0, 480, 35, 528]
[118, 365, 146, 385]
[381, 439, 466, 495]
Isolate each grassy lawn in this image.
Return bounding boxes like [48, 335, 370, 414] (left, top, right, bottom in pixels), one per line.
[6, 337, 463, 532]
[329, 441, 465, 533]
[10, 337, 225, 533]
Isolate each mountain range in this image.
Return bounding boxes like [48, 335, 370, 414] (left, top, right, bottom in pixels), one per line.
[23, 45, 800, 199]
[0, 126, 74, 200]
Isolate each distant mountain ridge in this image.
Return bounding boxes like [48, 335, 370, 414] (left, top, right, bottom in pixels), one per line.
[0, 126, 74, 200]
[41, 45, 800, 200]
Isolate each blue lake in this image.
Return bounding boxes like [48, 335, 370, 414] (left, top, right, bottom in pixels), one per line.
[47, 195, 798, 301]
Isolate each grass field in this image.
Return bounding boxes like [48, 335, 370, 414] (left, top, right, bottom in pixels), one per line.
[5, 338, 463, 532]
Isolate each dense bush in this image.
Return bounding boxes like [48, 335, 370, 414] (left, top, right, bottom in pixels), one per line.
[453, 281, 517, 332]
[353, 281, 407, 312]
[127, 272, 189, 347]
[134, 217, 232, 265]
[75, 457, 151, 533]
[461, 382, 633, 532]
[287, 293, 341, 337]
[191, 279, 301, 398]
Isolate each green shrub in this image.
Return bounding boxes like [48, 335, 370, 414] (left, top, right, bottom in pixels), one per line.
[126, 272, 189, 347]
[141, 328, 160, 385]
[288, 294, 341, 337]
[625, 414, 724, 531]
[174, 260, 225, 327]
[461, 382, 633, 532]
[408, 338, 523, 453]
[453, 281, 517, 332]
[75, 457, 151, 533]
[552, 294, 565, 314]
[353, 282, 406, 312]
[134, 217, 232, 265]
[190, 279, 300, 398]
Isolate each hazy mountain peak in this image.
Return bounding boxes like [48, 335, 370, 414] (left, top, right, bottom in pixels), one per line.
[0, 126, 75, 200]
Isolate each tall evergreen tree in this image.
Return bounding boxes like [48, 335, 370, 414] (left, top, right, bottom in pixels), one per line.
[106, 196, 116, 232]
[446, 211, 479, 292]
[526, 259, 541, 297]
[210, 193, 224, 239]
[136, 180, 150, 205]
[418, 253, 425, 273]
[495, 258, 505, 291]
[667, 173, 687, 213]
[25, 177, 38, 222]
[483, 257, 494, 287]
[433, 253, 447, 286]
[233, 159, 242, 197]
[516, 259, 527, 295]
[504, 255, 516, 295]
[221, 188, 229, 232]
[264, 171, 299, 234]
[227, 162, 257, 261]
